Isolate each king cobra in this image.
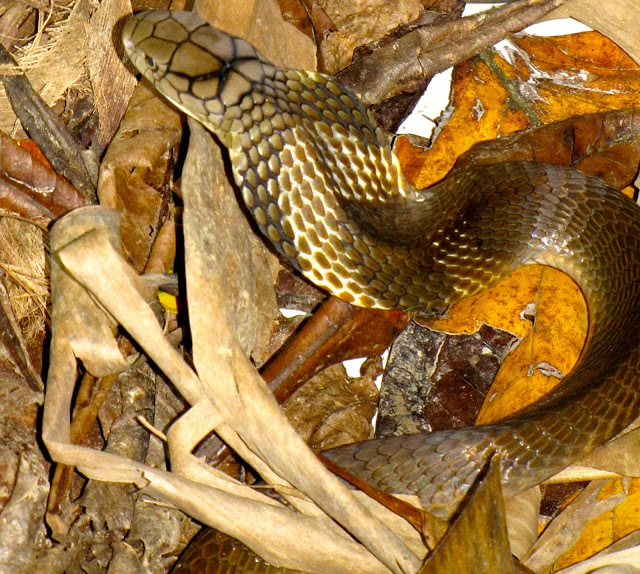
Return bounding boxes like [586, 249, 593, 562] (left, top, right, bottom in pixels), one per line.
[123, 10, 640, 572]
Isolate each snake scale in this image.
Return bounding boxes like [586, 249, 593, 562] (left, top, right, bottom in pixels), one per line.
[123, 10, 640, 572]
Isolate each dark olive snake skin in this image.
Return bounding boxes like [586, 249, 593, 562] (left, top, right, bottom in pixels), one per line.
[123, 11, 640, 572]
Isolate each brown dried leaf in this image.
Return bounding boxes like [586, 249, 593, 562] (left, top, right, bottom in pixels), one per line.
[98, 83, 181, 272]
[320, 0, 426, 74]
[283, 361, 379, 451]
[264, 296, 407, 404]
[143, 216, 176, 276]
[555, 531, 640, 574]
[197, 0, 316, 70]
[0, 44, 97, 202]
[278, 0, 336, 41]
[79, 362, 155, 569]
[47, 209, 373, 572]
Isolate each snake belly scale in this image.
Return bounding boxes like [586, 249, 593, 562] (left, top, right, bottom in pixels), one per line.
[123, 10, 640, 571]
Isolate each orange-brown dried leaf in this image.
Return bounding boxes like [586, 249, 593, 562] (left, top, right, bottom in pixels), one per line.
[423, 265, 542, 338]
[397, 31, 640, 188]
[550, 478, 640, 571]
[420, 264, 587, 426]
[524, 479, 627, 571]
[477, 268, 587, 424]
[454, 108, 640, 196]
[548, 0, 640, 66]
[0, 133, 84, 221]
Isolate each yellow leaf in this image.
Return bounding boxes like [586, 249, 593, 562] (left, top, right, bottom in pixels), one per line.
[157, 290, 178, 314]
[477, 267, 587, 424]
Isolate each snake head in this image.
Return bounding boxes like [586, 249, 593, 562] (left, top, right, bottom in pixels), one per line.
[122, 11, 267, 128]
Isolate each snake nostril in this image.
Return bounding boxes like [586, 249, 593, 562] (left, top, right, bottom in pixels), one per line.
[145, 55, 157, 70]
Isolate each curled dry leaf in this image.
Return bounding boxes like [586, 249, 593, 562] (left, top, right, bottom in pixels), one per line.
[45, 207, 359, 571]
[43, 154, 421, 573]
[48, 208, 139, 381]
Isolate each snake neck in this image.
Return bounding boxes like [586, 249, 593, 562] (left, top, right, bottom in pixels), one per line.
[124, 12, 599, 314]
[122, 11, 476, 310]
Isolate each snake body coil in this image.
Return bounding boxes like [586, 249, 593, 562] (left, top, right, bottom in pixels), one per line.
[123, 11, 640, 571]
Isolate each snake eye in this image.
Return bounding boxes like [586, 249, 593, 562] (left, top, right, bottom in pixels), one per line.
[145, 55, 157, 70]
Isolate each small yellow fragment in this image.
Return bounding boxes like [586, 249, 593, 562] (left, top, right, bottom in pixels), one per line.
[158, 290, 178, 314]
